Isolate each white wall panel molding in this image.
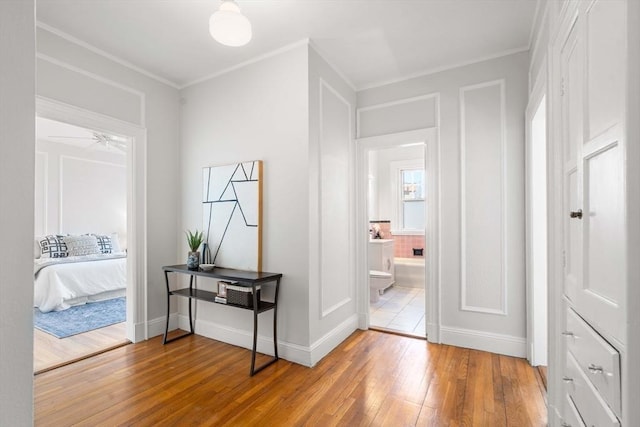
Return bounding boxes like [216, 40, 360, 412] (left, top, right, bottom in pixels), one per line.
[34, 152, 49, 236]
[318, 78, 354, 318]
[459, 79, 508, 316]
[440, 325, 526, 358]
[356, 93, 438, 139]
[37, 54, 146, 126]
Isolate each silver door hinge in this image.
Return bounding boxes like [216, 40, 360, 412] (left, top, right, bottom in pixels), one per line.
[560, 78, 565, 96]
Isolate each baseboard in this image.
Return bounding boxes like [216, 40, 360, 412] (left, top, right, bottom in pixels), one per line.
[146, 313, 178, 340]
[440, 326, 526, 358]
[144, 313, 358, 368]
[309, 314, 359, 366]
[178, 314, 314, 367]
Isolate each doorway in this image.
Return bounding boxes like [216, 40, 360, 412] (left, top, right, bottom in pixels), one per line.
[526, 90, 548, 368]
[356, 128, 440, 341]
[35, 98, 148, 372]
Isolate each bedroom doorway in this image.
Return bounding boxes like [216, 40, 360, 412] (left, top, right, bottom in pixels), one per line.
[34, 98, 147, 373]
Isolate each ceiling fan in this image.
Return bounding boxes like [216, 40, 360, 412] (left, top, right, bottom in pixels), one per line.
[47, 131, 128, 152]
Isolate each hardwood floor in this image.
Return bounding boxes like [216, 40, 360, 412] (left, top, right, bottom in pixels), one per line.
[34, 322, 129, 374]
[34, 330, 547, 426]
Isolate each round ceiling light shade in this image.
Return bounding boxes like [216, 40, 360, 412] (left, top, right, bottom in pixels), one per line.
[209, 0, 252, 47]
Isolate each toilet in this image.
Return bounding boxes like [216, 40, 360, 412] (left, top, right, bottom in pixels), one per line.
[370, 270, 393, 303]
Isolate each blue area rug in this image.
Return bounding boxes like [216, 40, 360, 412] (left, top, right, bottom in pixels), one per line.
[34, 297, 126, 339]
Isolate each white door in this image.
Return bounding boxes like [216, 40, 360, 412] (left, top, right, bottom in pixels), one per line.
[562, 0, 627, 346]
[560, 15, 582, 307]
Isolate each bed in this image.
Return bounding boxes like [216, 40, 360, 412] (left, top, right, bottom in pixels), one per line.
[34, 234, 127, 312]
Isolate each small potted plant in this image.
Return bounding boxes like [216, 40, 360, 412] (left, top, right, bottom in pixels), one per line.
[185, 229, 204, 270]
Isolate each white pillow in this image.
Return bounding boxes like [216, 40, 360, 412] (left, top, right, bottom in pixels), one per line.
[110, 233, 123, 253]
[63, 235, 101, 256]
[34, 237, 42, 259]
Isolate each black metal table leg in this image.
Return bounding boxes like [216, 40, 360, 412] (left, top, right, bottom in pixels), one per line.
[249, 278, 280, 376]
[273, 277, 280, 359]
[188, 275, 194, 334]
[250, 283, 258, 375]
[163, 272, 196, 344]
[163, 270, 171, 344]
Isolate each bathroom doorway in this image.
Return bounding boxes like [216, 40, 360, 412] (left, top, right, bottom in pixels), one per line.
[356, 128, 440, 340]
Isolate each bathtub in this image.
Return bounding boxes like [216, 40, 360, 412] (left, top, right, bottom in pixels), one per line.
[393, 257, 425, 288]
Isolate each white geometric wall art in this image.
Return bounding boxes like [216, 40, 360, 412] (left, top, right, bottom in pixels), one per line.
[202, 160, 263, 271]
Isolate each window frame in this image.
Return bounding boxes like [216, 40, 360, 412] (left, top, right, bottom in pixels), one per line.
[389, 159, 425, 236]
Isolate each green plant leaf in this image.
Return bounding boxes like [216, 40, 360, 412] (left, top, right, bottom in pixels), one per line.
[185, 229, 204, 252]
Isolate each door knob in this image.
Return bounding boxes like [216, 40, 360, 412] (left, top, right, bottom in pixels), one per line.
[569, 209, 583, 219]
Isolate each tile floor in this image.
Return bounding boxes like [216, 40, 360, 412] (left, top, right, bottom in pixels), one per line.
[369, 286, 426, 337]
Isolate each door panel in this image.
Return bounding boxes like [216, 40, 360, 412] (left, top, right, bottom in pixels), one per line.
[585, 0, 625, 140]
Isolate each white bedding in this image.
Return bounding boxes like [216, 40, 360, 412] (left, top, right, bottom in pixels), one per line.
[34, 254, 127, 312]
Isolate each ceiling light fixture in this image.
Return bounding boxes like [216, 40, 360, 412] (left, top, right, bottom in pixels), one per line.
[209, 0, 252, 47]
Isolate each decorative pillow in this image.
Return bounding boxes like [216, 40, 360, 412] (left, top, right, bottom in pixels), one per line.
[38, 235, 68, 258]
[63, 235, 101, 256]
[93, 234, 113, 254]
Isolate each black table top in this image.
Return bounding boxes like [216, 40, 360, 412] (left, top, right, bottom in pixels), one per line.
[163, 264, 282, 284]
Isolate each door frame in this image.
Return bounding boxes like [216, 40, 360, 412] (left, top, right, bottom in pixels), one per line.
[36, 96, 148, 343]
[355, 127, 441, 342]
[525, 65, 549, 366]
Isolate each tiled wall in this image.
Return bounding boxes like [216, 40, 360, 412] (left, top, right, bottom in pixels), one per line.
[392, 235, 425, 258]
[369, 221, 425, 259]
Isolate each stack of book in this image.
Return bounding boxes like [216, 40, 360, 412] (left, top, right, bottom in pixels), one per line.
[214, 280, 238, 304]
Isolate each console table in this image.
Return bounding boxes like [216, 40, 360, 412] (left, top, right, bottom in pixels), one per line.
[162, 264, 282, 376]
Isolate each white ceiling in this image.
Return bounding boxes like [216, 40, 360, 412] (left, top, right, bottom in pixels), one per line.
[36, 0, 537, 90]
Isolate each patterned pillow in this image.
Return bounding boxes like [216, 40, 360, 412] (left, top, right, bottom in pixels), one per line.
[63, 235, 101, 256]
[38, 235, 68, 258]
[93, 234, 112, 254]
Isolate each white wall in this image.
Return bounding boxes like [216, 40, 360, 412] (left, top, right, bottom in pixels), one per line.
[307, 45, 358, 360]
[178, 42, 357, 365]
[35, 139, 127, 238]
[0, 1, 35, 424]
[179, 44, 312, 358]
[358, 52, 529, 356]
[36, 27, 181, 322]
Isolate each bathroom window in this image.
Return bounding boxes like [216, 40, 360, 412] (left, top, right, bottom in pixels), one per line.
[401, 168, 425, 231]
[389, 158, 425, 235]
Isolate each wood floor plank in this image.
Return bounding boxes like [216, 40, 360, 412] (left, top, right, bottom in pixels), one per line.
[34, 330, 547, 426]
[34, 322, 128, 373]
